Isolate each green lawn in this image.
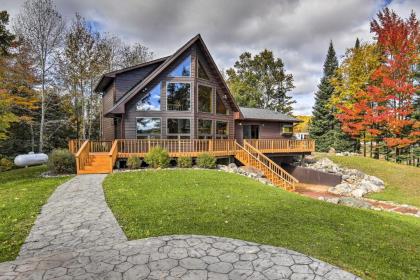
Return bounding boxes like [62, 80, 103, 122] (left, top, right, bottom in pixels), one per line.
[320, 154, 420, 207]
[0, 166, 71, 262]
[104, 169, 420, 280]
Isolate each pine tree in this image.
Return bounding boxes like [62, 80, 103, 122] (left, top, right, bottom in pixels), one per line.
[309, 41, 355, 152]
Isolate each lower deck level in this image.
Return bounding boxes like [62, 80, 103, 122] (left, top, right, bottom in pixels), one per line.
[69, 138, 315, 190]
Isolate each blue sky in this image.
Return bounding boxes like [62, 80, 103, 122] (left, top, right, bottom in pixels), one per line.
[3, 0, 419, 115]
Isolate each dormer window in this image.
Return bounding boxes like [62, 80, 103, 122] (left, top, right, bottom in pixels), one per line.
[168, 55, 191, 77]
[136, 83, 161, 111]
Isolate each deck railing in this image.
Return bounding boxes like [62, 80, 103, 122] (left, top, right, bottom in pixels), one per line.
[243, 142, 298, 190]
[117, 139, 236, 157]
[68, 139, 85, 154]
[75, 140, 90, 174]
[245, 139, 315, 153]
[108, 140, 119, 170]
[89, 140, 113, 153]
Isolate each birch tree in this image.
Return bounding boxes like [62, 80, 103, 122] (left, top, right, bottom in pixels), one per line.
[14, 0, 65, 152]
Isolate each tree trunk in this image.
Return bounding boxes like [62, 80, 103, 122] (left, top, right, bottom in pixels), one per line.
[39, 71, 45, 152]
[363, 133, 366, 157]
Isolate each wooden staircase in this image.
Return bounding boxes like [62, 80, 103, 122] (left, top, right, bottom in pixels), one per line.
[75, 140, 118, 175]
[234, 141, 298, 191]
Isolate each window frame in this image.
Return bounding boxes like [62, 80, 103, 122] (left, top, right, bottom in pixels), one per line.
[165, 82, 192, 112]
[215, 120, 229, 139]
[216, 91, 229, 115]
[166, 117, 192, 139]
[197, 84, 213, 113]
[197, 59, 210, 80]
[197, 119, 213, 139]
[136, 82, 161, 112]
[135, 117, 162, 139]
[282, 124, 293, 134]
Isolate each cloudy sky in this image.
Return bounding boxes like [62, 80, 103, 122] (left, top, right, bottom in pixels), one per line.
[3, 0, 419, 115]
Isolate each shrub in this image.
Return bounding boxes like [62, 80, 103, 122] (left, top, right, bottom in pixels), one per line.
[144, 147, 170, 168]
[196, 153, 216, 169]
[177, 156, 192, 168]
[127, 156, 142, 169]
[0, 158, 13, 172]
[47, 149, 76, 174]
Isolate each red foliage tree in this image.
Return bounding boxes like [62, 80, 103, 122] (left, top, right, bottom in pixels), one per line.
[368, 8, 419, 149]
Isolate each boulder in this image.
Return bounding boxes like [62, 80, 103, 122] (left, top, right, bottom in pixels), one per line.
[328, 183, 352, 195]
[351, 188, 367, 198]
[328, 147, 336, 154]
[228, 162, 238, 169]
[364, 175, 385, 188]
[238, 166, 264, 178]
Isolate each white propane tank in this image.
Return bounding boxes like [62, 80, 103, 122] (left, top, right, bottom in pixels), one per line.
[14, 152, 48, 167]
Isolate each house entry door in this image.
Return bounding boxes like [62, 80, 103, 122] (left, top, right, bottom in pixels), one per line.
[243, 125, 259, 139]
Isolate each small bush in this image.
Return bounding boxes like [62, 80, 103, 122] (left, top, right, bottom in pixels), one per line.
[177, 156, 192, 168]
[0, 158, 13, 172]
[48, 149, 76, 174]
[196, 153, 216, 169]
[144, 146, 170, 168]
[127, 156, 142, 169]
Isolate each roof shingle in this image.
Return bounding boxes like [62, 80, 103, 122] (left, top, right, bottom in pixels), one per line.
[239, 107, 299, 122]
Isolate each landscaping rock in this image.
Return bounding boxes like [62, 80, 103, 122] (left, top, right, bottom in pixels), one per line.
[238, 166, 264, 178]
[305, 157, 386, 199]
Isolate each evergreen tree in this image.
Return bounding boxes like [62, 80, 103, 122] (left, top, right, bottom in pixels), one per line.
[354, 37, 360, 49]
[309, 41, 355, 152]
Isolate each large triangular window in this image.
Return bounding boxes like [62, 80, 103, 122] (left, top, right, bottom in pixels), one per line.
[216, 90, 228, 115]
[168, 55, 191, 77]
[136, 83, 161, 111]
[197, 60, 210, 80]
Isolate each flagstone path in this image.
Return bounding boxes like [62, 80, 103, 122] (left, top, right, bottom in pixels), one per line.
[0, 175, 361, 280]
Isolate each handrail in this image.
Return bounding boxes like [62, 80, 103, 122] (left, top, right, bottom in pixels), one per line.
[246, 139, 315, 153]
[75, 140, 90, 174]
[117, 139, 236, 156]
[108, 140, 119, 171]
[68, 139, 85, 154]
[244, 141, 298, 186]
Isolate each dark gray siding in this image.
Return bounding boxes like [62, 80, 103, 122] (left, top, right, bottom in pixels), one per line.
[115, 63, 161, 101]
[102, 83, 115, 140]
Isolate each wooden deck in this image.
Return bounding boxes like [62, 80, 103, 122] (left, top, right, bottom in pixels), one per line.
[69, 138, 314, 190]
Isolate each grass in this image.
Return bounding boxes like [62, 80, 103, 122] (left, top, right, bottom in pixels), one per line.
[319, 153, 420, 207]
[104, 169, 420, 280]
[0, 166, 72, 262]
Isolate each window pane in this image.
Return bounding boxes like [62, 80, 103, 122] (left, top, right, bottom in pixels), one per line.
[198, 85, 212, 113]
[282, 125, 293, 134]
[198, 119, 212, 135]
[136, 118, 161, 135]
[168, 55, 191, 77]
[216, 121, 228, 135]
[197, 60, 210, 80]
[167, 83, 191, 111]
[167, 119, 190, 134]
[136, 83, 161, 111]
[216, 92, 228, 114]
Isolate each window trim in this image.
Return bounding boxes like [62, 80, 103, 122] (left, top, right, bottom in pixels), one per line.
[215, 120, 229, 138]
[165, 82, 192, 112]
[197, 59, 210, 81]
[197, 84, 213, 113]
[216, 91, 229, 115]
[197, 118, 213, 138]
[136, 83, 161, 112]
[166, 117, 192, 137]
[135, 117, 162, 139]
[282, 124, 293, 134]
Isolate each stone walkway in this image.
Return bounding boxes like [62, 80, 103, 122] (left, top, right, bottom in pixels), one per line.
[0, 175, 361, 280]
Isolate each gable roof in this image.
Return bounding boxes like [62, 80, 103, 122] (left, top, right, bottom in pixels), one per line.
[238, 107, 300, 123]
[104, 34, 239, 116]
[94, 56, 169, 92]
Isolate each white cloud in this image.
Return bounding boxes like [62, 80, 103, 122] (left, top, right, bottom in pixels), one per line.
[4, 0, 419, 115]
